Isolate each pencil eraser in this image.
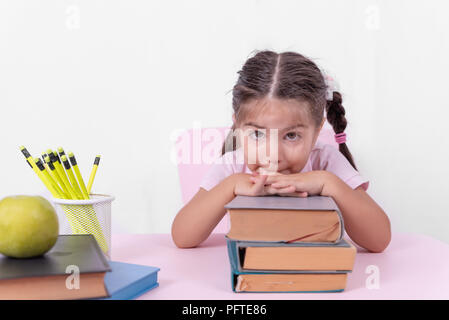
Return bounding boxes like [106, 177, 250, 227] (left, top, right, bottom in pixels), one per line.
[20, 147, 31, 158]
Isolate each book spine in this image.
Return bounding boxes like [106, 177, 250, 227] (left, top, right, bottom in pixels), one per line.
[226, 238, 240, 292]
[336, 208, 344, 241]
[225, 238, 239, 273]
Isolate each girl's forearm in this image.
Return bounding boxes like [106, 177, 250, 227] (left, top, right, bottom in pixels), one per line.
[322, 173, 391, 253]
[171, 174, 237, 248]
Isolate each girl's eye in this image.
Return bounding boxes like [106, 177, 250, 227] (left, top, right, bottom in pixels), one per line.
[249, 130, 265, 140]
[285, 132, 301, 141]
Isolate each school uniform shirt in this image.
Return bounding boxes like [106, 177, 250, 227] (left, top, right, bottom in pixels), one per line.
[199, 139, 369, 192]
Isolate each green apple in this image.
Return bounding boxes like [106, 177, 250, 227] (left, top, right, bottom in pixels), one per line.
[0, 195, 59, 258]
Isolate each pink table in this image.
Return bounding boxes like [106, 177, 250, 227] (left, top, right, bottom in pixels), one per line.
[111, 232, 449, 300]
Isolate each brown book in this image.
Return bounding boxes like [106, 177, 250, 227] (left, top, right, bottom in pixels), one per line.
[242, 240, 356, 271]
[0, 235, 111, 300]
[235, 273, 348, 292]
[225, 195, 343, 243]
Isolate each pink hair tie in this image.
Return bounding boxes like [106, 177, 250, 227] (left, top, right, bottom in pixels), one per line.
[335, 132, 346, 144]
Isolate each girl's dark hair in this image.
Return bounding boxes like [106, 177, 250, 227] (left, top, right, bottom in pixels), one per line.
[221, 50, 357, 170]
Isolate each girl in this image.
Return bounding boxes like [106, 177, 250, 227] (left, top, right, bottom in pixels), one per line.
[172, 50, 391, 252]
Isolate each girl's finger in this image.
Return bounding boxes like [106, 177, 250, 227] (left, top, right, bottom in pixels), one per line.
[266, 185, 296, 194]
[277, 185, 296, 193]
[270, 180, 292, 189]
[250, 176, 264, 183]
[279, 191, 308, 197]
[253, 175, 268, 192]
[265, 175, 282, 184]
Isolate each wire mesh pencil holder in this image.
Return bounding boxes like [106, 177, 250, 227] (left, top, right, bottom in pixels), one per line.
[52, 194, 114, 260]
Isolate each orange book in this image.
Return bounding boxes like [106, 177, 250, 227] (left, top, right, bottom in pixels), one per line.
[225, 195, 343, 243]
[0, 272, 108, 300]
[242, 240, 356, 271]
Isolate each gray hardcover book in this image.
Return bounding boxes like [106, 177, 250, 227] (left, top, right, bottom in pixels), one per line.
[225, 195, 340, 211]
[0, 234, 111, 280]
[224, 195, 344, 243]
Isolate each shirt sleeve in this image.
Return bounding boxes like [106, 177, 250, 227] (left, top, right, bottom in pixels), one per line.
[198, 154, 236, 191]
[319, 144, 369, 191]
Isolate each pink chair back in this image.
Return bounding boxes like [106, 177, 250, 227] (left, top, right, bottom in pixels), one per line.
[175, 123, 337, 233]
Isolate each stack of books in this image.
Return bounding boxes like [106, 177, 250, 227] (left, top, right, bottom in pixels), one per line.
[224, 195, 356, 293]
[0, 235, 160, 300]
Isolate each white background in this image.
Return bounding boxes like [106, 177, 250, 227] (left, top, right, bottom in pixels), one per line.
[0, 0, 448, 243]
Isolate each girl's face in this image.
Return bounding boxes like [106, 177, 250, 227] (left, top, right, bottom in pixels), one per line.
[235, 97, 324, 175]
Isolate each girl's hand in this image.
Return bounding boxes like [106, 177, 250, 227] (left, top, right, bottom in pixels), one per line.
[250, 170, 333, 197]
[233, 173, 269, 197]
[233, 172, 296, 197]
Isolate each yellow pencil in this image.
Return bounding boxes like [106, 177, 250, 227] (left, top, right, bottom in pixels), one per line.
[49, 150, 79, 199]
[20, 146, 59, 198]
[35, 158, 65, 197]
[61, 154, 83, 200]
[48, 149, 59, 163]
[41, 153, 54, 183]
[20, 147, 54, 196]
[20, 146, 40, 175]
[57, 147, 67, 162]
[46, 152, 72, 199]
[44, 155, 69, 199]
[33, 158, 62, 198]
[87, 155, 101, 194]
[40, 153, 61, 193]
[68, 152, 90, 200]
[41, 152, 48, 168]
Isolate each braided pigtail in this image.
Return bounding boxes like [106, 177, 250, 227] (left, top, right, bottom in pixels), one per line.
[325, 91, 357, 170]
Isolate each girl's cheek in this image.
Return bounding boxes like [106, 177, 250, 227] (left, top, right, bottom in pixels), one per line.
[285, 145, 309, 170]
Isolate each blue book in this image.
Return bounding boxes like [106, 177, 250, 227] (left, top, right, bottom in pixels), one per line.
[226, 237, 350, 293]
[96, 261, 160, 300]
